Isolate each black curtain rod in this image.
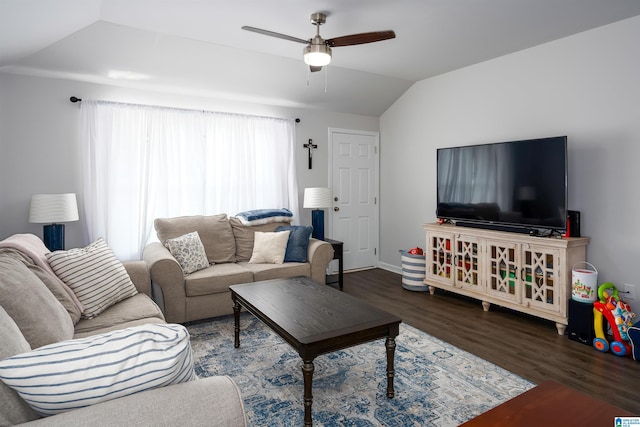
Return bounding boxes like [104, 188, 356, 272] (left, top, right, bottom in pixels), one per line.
[69, 96, 300, 122]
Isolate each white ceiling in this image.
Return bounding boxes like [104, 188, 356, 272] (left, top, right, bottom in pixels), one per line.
[2, 0, 640, 116]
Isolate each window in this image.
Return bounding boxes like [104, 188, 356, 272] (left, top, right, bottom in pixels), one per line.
[81, 100, 298, 259]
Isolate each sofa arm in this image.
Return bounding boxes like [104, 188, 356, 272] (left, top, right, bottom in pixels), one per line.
[307, 238, 334, 285]
[122, 260, 151, 296]
[20, 376, 247, 426]
[142, 242, 187, 323]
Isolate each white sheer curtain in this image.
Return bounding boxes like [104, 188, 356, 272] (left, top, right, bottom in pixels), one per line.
[81, 100, 298, 260]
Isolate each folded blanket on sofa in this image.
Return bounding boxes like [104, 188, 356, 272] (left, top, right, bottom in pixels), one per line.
[234, 208, 293, 226]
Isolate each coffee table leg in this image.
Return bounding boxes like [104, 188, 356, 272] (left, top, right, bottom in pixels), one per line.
[233, 297, 240, 348]
[385, 336, 396, 398]
[302, 360, 314, 426]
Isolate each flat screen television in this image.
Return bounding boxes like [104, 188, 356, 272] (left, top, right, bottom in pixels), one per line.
[436, 136, 567, 234]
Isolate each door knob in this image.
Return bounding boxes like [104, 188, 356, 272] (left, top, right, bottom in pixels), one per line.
[334, 207, 340, 211]
[334, 197, 338, 201]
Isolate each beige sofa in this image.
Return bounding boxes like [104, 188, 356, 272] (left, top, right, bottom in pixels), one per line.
[0, 238, 246, 426]
[143, 214, 335, 323]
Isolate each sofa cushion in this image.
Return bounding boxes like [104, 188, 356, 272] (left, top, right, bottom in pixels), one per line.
[249, 231, 290, 264]
[230, 217, 294, 262]
[0, 255, 74, 349]
[241, 261, 311, 282]
[165, 231, 210, 274]
[73, 293, 165, 338]
[0, 248, 82, 325]
[0, 323, 197, 417]
[47, 238, 138, 319]
[185, 263, 254, 297]
[0, 233, 85, 313]
[0, 306, 40, 425]
[275, 225, 313, 262]
[155, 214, 236, 264]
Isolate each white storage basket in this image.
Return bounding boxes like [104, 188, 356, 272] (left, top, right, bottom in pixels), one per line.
[400, 250, 428, 292]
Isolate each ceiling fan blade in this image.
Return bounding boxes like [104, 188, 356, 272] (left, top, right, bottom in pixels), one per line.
[326, 30, 396, 47]
[309, 65, 322, 72]
[241, 26, 309, 44]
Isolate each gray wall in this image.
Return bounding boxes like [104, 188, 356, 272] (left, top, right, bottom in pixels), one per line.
[379, 16, 640, 312]
[0, 73, 378, 253]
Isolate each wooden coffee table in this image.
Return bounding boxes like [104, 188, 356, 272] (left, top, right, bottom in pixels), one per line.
[460, 380, 633, 426]
[230, 277, 401, 427]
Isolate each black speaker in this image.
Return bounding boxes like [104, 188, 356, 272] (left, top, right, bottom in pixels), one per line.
[567, 210, 581, 237]
[567, 299, 594, 345]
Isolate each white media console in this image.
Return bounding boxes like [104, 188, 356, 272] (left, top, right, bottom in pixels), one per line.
[424, 223, 590, 334]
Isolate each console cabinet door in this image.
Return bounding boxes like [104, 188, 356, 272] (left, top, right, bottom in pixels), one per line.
[454, 234, 482, 292]
[485, 240, 520, 303]
[425, 230, 455, 287]
[521, 244, 561, 314]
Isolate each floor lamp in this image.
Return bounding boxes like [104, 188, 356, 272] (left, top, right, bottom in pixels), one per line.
[303, 187, 332, 241]
[29, 193, 79, 251]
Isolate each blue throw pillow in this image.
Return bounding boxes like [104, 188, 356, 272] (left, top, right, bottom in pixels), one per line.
[275, 225, 313, 262]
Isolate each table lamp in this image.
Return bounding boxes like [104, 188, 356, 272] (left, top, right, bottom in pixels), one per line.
[29, 193, 79, 251]
[303, 187, 332, 240]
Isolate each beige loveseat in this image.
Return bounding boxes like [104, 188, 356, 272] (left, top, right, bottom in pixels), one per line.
[143, 214, 334, 323]
[0, 235, 246, 426]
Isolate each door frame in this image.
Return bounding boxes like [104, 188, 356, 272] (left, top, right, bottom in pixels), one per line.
[327, 127, 380, 270]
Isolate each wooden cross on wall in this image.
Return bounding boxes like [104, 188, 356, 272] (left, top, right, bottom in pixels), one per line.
[303, 139, 318, 169]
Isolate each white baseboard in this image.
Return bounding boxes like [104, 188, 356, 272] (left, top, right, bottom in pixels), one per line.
[377, 261, 402, 275]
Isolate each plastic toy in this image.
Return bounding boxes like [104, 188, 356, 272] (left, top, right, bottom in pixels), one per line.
[592, 282, 636, 356]
[408, 247, 423, 255]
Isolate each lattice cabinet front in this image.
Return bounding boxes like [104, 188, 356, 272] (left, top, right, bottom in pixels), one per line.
[455, 235, 481, 292]
[521, 245, 561, 314]
[486, 240, 519, 304]
[425, 230, 454, 286]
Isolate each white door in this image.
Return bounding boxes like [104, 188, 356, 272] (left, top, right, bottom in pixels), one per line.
[329, 128, 379, 271]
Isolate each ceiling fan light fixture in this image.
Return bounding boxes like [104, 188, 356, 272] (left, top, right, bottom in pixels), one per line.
[303, 44, 332, 67]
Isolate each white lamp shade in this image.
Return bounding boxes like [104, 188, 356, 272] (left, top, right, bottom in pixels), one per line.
[29, 193, 79, 223]
[303, 187, 332, 209]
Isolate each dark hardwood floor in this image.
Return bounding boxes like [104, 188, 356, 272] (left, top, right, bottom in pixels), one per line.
[338, 268, 640, 414]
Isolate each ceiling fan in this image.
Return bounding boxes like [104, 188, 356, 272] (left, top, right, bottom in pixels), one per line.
[242, 12, 396, 72]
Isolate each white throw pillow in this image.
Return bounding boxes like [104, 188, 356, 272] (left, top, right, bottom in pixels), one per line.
[164, 231, 210, 274]
[248, 230, 290, 264]
[46, 238, 138, 319]
[0, 323, 196, 417]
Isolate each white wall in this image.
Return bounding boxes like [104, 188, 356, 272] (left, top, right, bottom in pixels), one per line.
[380, 16, 640, 311]
[0, 73, 378, 250]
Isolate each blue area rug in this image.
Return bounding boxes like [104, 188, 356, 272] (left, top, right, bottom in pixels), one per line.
[187, 314, 534, 426]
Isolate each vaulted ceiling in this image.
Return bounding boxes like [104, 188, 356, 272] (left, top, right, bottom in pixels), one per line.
[2, 0, 640, 116]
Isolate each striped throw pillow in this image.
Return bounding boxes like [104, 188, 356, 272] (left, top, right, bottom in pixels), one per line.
[46, 238, 138, 319]
[0, 323, 196, 416]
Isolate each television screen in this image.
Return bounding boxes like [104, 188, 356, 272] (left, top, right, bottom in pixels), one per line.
[437, 136, 567, 232]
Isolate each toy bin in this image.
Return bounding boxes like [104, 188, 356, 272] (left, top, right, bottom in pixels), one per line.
[572, 262, 598, 303]
[399, 249, 428, 292]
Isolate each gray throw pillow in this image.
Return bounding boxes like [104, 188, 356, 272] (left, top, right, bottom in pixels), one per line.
[164, 231, 210, 274]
